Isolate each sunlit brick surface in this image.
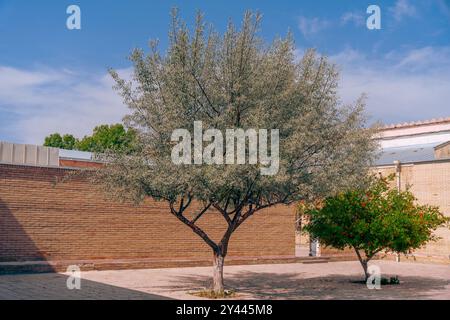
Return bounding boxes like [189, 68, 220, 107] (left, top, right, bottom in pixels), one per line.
[0, 164, 295, 265]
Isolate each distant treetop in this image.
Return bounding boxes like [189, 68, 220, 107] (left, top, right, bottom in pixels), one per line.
[43, 123, 137, 154]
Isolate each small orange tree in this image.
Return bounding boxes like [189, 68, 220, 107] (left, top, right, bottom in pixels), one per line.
[304, 176, 449, 280]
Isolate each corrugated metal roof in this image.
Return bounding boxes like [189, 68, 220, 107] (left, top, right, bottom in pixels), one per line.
[375, 142, 442, 166]
[59, 149, 93, 160]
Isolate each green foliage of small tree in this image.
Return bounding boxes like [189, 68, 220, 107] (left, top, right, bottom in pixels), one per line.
[44, 133, 78, 150]
[43, 124, 136, 153]
[304, 175, 449, 280]
[44, 133, 64, 148]
[62, 134, 78, 150]
[96, 10, 378, 294]
[77, 124, 137, 153]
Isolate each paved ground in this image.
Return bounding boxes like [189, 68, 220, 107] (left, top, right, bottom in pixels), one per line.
[0, 260, 448, 300]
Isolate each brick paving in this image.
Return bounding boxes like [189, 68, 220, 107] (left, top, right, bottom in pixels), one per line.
[0, 261, 448, 300]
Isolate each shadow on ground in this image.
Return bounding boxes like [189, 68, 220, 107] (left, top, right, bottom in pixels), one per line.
[0, 273, 171, 300]
[158, 271, 450, 300]
[0, 199, 55, 273]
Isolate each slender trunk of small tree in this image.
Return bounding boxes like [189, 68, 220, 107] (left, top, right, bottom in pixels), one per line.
[212, 250, 225, 294]
[212, 227, 234, 294]
[354, 247, 369, 281]
[361, 260, 369, 281]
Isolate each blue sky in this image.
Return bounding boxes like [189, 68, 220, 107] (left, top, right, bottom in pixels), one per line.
[0, 0, 449, 144]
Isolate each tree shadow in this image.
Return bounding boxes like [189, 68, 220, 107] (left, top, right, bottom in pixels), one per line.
[0, 198, 55, 273]
[0, 273, 171, 300]
[157, 271, 450, 300]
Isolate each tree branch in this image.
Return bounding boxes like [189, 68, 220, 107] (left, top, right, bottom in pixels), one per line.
[353, 246, 366, 265]
[192, 202, 212, 224]
[169, 201, 218, 251]
[191, 71, 220, 115]
[213, 203, 232, 225]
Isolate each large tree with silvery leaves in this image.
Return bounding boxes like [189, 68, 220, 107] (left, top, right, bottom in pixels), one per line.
[97, 9, 378, 294]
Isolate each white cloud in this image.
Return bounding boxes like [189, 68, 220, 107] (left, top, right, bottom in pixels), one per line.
[340, 12, 365, 26]
[389, 0, 418, 21]
[3, 45, 450, 143]
[393, 46, 450, 71]
[298, 16, 330, 38]
[0, 66, 131, 144]
[329, 48, 366, 65]
[0, 66, 65, 88]
[329, 46, 450, 125]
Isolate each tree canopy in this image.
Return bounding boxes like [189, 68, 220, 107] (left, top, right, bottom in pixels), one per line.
[43, 124, 136, 153]
[96, 10, 378, 293]
[44, 133, 78, 150]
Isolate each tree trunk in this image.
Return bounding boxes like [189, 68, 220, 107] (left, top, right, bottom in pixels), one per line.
[212, 251, 225, 293]
[353, 247, 369, 281]
[361, 260, 369, 281]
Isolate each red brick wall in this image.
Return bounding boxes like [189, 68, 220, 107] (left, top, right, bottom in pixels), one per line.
[59, 159, 103, 169]
[0, 164, 295, 263]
